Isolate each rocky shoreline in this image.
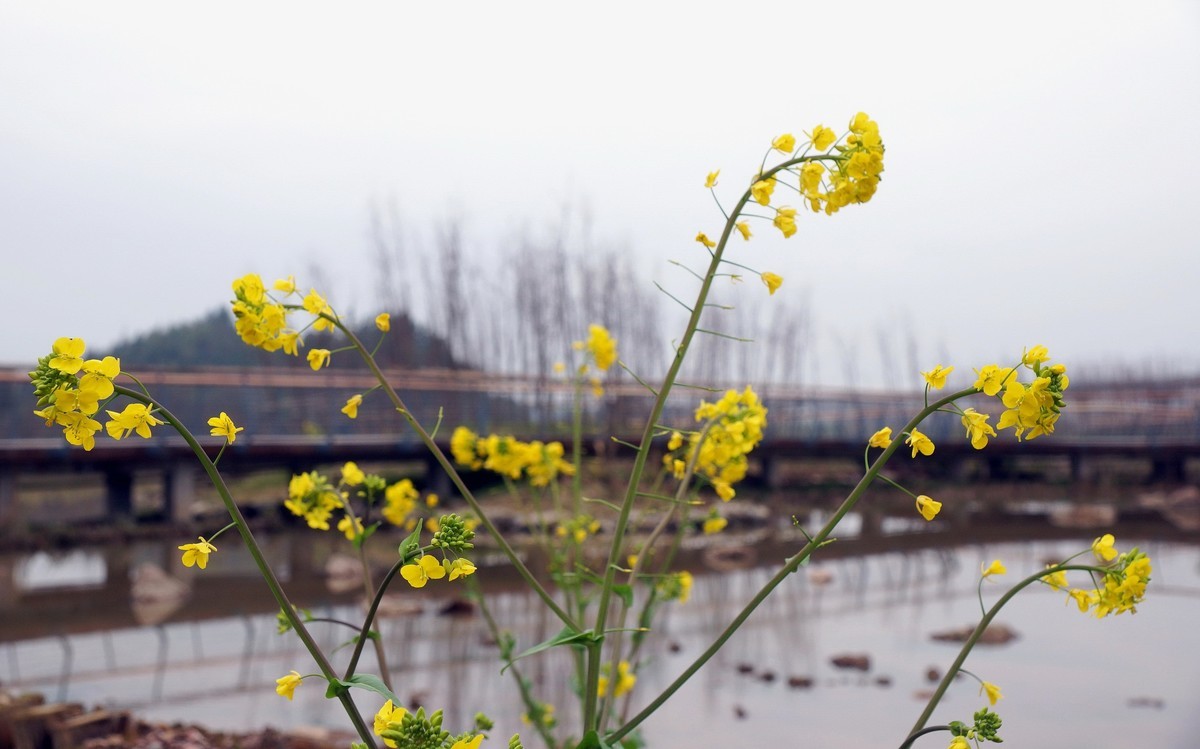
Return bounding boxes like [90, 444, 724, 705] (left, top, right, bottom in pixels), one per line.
[0, 691, 355, 749]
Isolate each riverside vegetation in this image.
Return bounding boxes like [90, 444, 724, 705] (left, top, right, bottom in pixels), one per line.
[29, 114, 1152, 749]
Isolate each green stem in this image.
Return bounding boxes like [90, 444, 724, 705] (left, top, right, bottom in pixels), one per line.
[112, 385, 374, 746]
[344, 558, 406, 681]
[606, 387, 975, 744]
[897, 725, 952, 749]
[909, 563, 1101, 734]
[586, 155, 886, 733]
[470, 580, 560, 749]
[334, 321, 580, 632]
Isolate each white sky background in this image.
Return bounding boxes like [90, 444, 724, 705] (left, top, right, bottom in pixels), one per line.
[2, 1, 1198, 386]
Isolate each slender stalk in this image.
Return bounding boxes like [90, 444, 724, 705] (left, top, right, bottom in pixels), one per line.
[344, 558, 406, 680]
[897, 725, 952, 749]
[333, 321, 581, 632]
[607, 387, 975, 744]
[909, 563, 1101, 734]
[114, 385, 373, 745]
[586, 154, 838, 730]
[470, 581, 560, 749]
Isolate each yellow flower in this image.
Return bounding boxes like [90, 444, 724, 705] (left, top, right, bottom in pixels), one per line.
[915, 495, 941, 521]
[705, 170, 720, 188]
[275, 670, 303, 700]
[771, 133, 796, 153]
[279, 331, 302, 356]
[341, 394, 362, 419]
[868, 427, 893, 449]
[307, 348, 331, 370]
[808, 124, 836, 151]
[960, 408, 996, 450]
[58, 412, 102, 450]
[426, 494, 439, 507]
[273, 275, 297, 294]
[1023, 345, 1050, 366]
[773, 207, 797, 238]
[980, 681, 1003, 706]
[451, 736, 484, 749]
[760, 272, 783, 296]
[713, 480, 735, 502]
[678, 570, 693, 603]
[949, 738, 970, 749]
[598, 661, 637, 698]
[905, 428, 934, 458]
[695, 232, 716, 249]
[799, 162, 825, 197]
[178, 537, 217, 569]
[302, 289, 335, 331]
[341, 461, 365, 486]
[49, 337, 87, 374]
[735, 221, 752, 240]
[1042, 568, 1069, 590]
[400, 555, 446, 588]
[206, 411, 243, 443]
[981, 559, 1006, 577]
[337, 514, 364, 541]
[703, 516, 727, 535]
[375, 312, 391, 332]
[1067, 588, 1091, 612]
[750, 178, 776, 206]
[585, 324, 618, 371]
[921, 364, 954, 390]
[447, 557, 477, 581]
[972, 364, 1012, 396]
[374, 699, 408, 747]
[1092, 533, 1118, 562]
[106, 403, 164, 440]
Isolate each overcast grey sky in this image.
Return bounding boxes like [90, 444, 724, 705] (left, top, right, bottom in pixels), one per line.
[3, 1, 1198, 384]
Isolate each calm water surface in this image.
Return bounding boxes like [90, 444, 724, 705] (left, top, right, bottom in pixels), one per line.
[2, 532, 1198, 748]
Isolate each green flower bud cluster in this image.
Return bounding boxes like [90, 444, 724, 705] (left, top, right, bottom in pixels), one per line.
[949, 707, 1003, 744]
[431, 513, 476, 552]
[29, 355, 75, 406]
[379, 707, 450, 749]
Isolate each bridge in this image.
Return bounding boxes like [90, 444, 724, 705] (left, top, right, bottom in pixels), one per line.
[2, 366, 1199, 523]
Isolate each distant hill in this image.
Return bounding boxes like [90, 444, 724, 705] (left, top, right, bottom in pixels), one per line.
[104, 307, 462, 370]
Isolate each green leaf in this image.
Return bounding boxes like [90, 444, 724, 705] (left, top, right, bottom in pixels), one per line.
[574, 730, 614, 749]
[502, 626, 603, 674]
[612, 584, 633, 608]
[397, 524, 424, 563]
[326, 674, 401, 704]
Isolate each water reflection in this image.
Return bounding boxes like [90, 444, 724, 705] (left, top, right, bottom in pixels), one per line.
[2, 534, 1198, 748]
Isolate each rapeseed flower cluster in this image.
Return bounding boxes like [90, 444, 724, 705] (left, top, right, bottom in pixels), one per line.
[596, 660, 637, 698]
[400, 515, 478, 588]
[991, 352, 1069, 442]
[450, 427, 574, 487]
[569, 323, 618, 396]
[285, 470, 345, 530]
[657, 570, 694, 604]
[738, 113, 884, 227]
[1059, 535, 1152, 618]
[665, 386, 767, 502]
[30, 338, 125, 450]
[556, 514, 602, 544]
[230, 273, 310, 354]
[373, 704, 483, 749]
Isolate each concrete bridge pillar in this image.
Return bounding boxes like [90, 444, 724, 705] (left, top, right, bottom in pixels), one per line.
[762, 455, 786, 490]
[1150, 455, 1185, 483]
[0, 469, 16, 524]
[1069, 452, 1094, 482]
[105, 468, 134, 518]
[425, 455, 452, 498]
[163, 463, 197, 522]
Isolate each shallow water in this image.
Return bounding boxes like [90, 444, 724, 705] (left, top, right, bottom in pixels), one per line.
[2, 533, 1198, 748]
